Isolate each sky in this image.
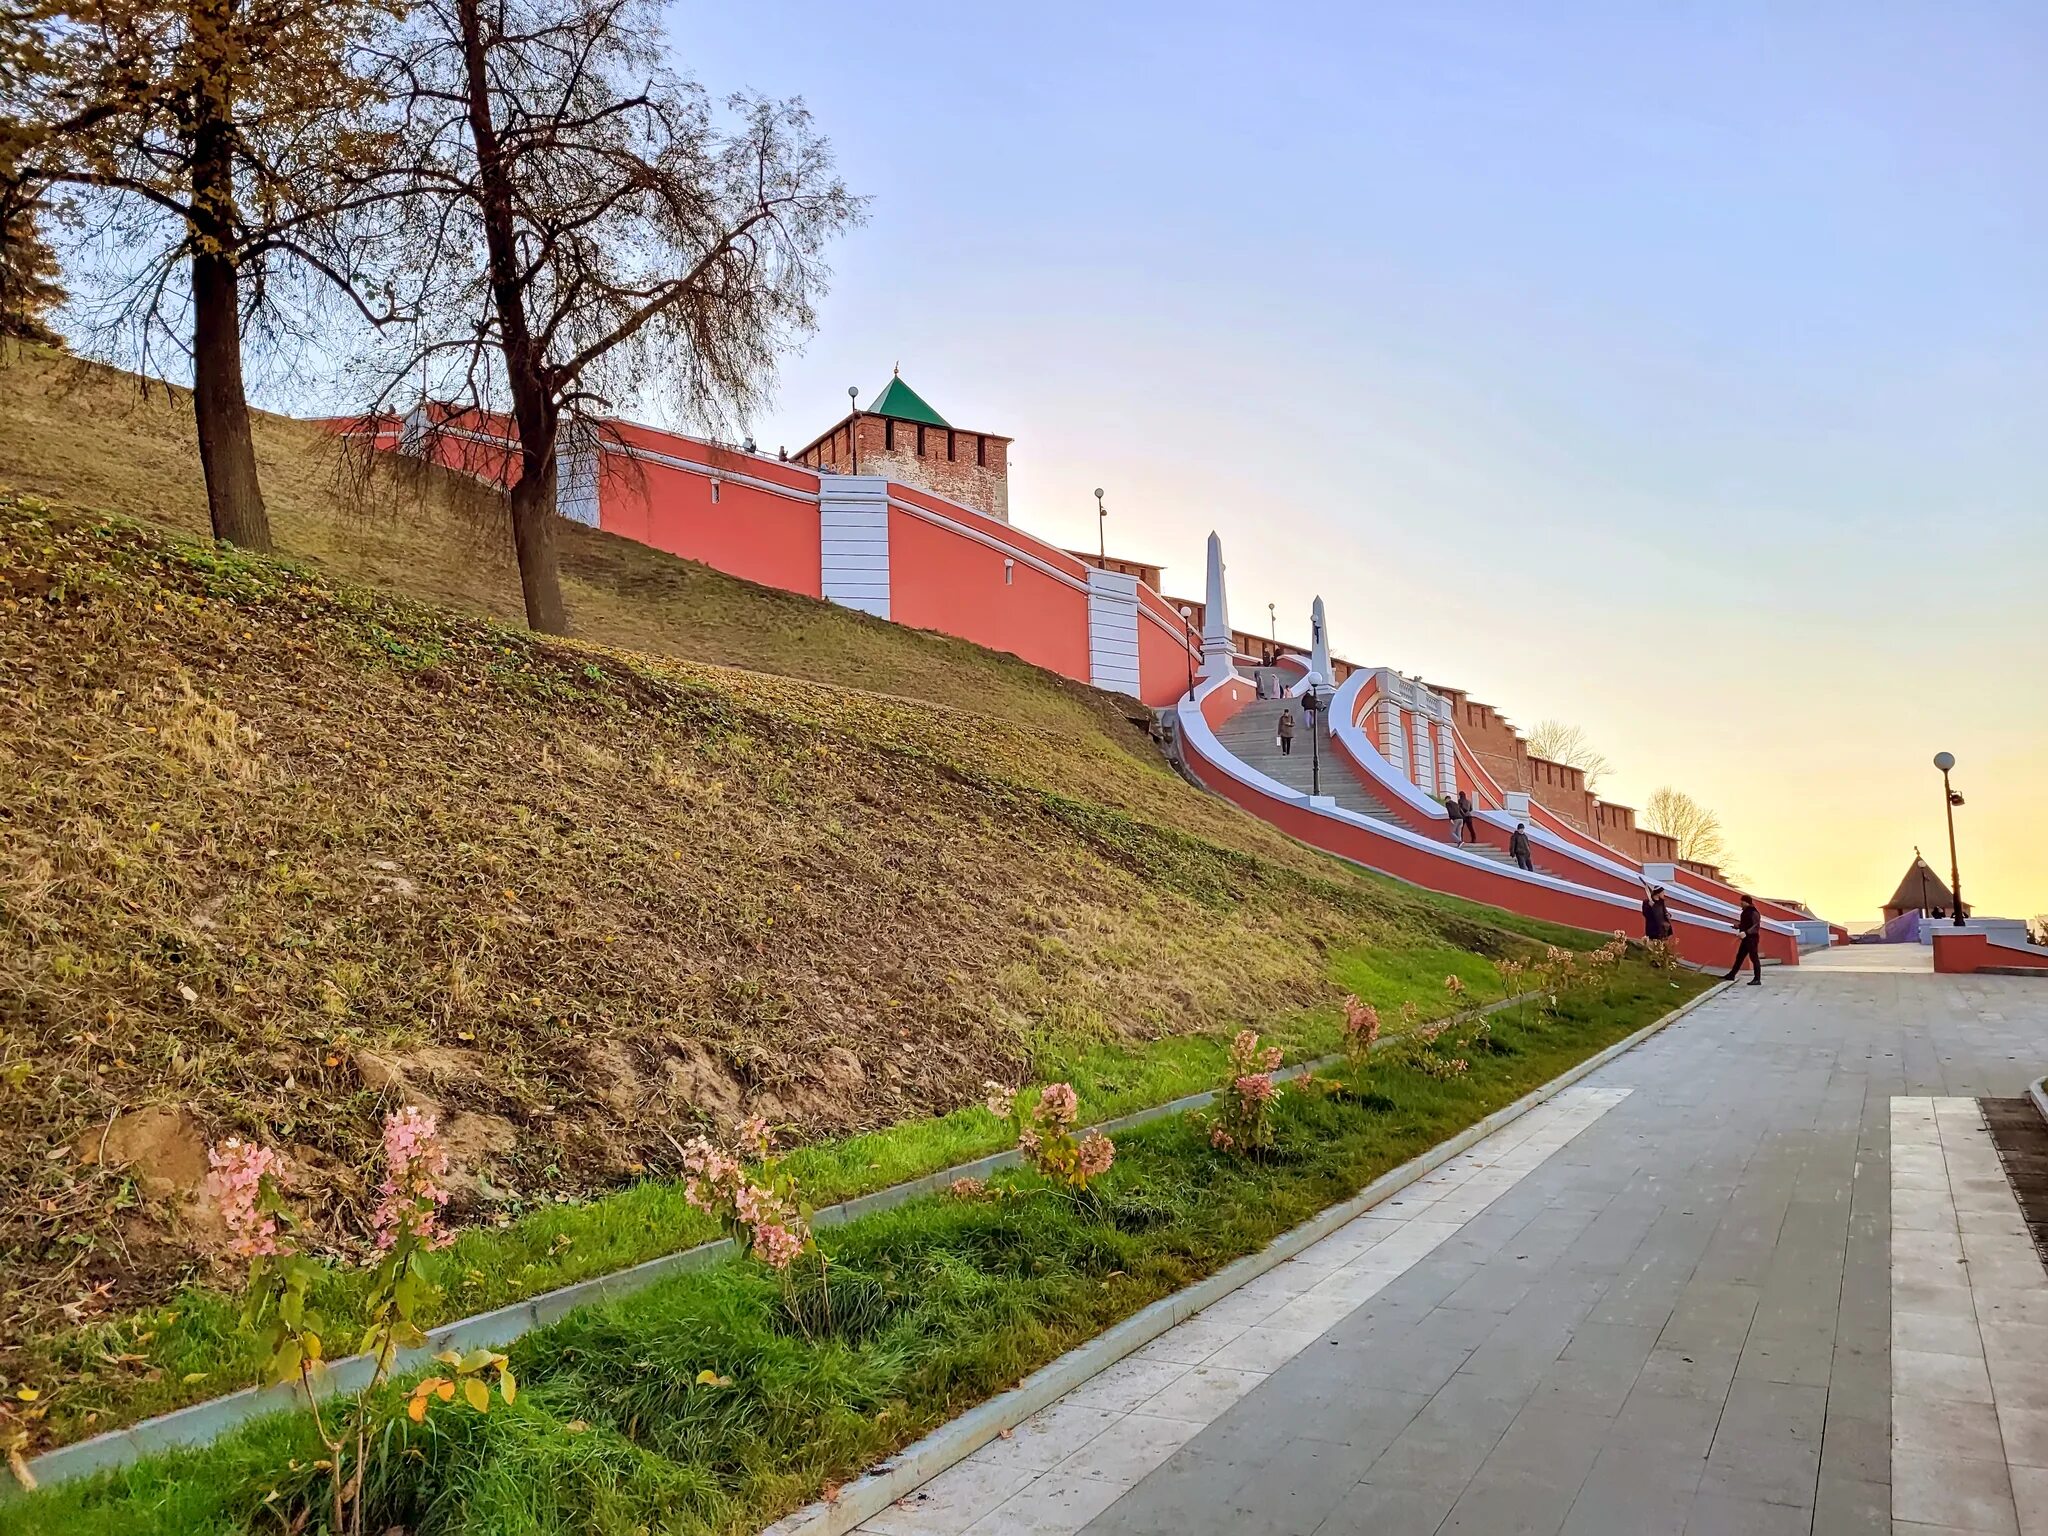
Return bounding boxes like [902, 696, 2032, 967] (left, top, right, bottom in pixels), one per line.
[649, 0, 2046, 927]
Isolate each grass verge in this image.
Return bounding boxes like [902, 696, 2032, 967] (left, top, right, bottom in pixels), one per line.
[7, 960, 1711, 1535]
[12, 940, 1546, 1450]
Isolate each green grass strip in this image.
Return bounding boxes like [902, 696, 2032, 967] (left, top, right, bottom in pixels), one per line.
[7, 963, 1708, 1536]
[19, 941, 1572, 1452]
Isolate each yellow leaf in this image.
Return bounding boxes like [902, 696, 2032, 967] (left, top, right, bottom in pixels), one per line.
[407, 1395, 428, 1424]
[564, 1420, 588, 1435]
[435, 1381, 455, 1402]
[181, 1372, 207, 1384]
[15, 1389, 39, 1402]
[500, 1369, 516, 1405]
[463, 1377, 490, 1413]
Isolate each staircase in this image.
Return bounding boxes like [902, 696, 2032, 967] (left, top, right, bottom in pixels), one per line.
[1212, 696, 1526, 867]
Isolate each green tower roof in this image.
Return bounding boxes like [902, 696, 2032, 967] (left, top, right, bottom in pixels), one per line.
[865, 372, 948, 428]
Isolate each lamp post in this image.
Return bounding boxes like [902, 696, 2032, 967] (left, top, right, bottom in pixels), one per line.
[1268, 602, 1276, 644]
[1933, 752, 1966, 927]
[1094, 488, 1107, 561]
[1915, 845, 1931, 917]
[1303, 669, 1325, 798]
[1178, 604, 1196, 700]
[847, 385, 860, 473]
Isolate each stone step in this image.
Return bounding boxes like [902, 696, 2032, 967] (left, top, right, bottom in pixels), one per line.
[1210, 697, 1546, 871]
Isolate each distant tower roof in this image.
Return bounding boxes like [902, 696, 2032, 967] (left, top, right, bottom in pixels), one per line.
[1882, 855, 1956, 916]
[865, 370, 948, 428]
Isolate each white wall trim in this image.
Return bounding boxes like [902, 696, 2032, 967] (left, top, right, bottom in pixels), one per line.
[555, 436, 600, 527]
[817, 475, 891, 619]
[1085, 568, 1142, 697]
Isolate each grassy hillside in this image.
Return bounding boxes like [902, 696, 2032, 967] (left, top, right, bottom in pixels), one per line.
[0, 345, 1626, 1454]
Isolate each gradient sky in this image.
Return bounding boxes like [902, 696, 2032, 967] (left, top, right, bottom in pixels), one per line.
[659, 2, 2046, 925]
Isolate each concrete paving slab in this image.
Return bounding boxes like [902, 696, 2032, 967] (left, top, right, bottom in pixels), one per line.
[852, 963, 2048, 1536]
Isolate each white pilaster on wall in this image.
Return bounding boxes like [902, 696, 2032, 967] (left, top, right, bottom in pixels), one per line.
[1434, 700, 1457, 799]
[1375, 668, 1409, 783]
[554, 440, 601, 527]
[1086, 567, 1142, 697]
[818, 475, 891, 619]
[1412, 703, 1437, 797]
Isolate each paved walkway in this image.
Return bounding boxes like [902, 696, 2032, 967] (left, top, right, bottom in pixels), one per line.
[859, 962, 2048, 1536]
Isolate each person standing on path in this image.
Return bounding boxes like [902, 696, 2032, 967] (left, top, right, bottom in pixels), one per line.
[1276, 706, 1295, 756]
[1509, 822, 1534, 870]
[1444, 791, 1466, 844]
[1456, 790, 1477, 846]
[1724, 894, 1763, 984]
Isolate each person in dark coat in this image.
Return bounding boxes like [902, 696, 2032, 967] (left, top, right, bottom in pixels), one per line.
[1456, 790, 1476, 845]
[1443, 792, 1465, 844]
[1276, 707, 1295, 755]
[1509, 822, 1534, 871]
[1724, 894, 1763, 984]
[1641, 884, 1673, 941]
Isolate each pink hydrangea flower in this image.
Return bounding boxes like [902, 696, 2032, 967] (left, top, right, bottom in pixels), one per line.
[737, 1115, 771, 1157]
[751, 1220, 805, 1270]
[206, 1137, 284, 1259]
[1075, 1130, 1115, 1181]
[371, 1106, 452, 1251]
[1036, 1083, 1078, 1128]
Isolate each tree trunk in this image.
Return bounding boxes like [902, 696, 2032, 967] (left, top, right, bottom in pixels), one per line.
[509, 454, 567, 634]
[187, 3, 271, 552]
[457, 0, 567, 634]
[190, 245, 270, 551]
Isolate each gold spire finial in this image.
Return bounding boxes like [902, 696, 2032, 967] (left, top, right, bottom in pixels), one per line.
[893, 361, 900, 376]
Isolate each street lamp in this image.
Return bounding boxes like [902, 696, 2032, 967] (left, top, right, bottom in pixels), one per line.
[1177, 604, 1196, 701]
[1303, 669, 1326, 798]
[847, 385, 860, 473]
[1268, 601, 1277, 644]
[1914, 845, 1931, 917]
[1094, 488, 1107, 561]
[1933, 752, 1966, 927]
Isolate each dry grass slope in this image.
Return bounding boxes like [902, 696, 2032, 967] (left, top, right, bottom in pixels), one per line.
[0, 352, 1597, 1466]
[0, 345, 1580, 1426]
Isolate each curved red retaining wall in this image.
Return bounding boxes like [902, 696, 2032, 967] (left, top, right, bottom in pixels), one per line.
[1183, 715, 1796, 969]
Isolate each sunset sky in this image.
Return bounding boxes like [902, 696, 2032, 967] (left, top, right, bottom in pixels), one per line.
[651, 1, 2046, 927]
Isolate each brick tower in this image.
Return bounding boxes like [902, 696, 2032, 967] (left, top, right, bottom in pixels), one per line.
[792, 370, 1013, 522]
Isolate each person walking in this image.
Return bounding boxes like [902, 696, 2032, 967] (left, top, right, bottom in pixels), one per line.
[1276, 706, 1296, 756]
[1723, 894, 1763, 985]
[1509, 821, 1533, 871]
[1444, 791, 1466, 845]
[1457, 790, 1477, 845]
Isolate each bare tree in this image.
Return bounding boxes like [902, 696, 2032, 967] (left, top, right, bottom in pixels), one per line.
[5, 0, 400, 549]
[1526, 719, 1612, 791]
[1643, 786, 1731, 869]
[353, 0, 861, 633]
